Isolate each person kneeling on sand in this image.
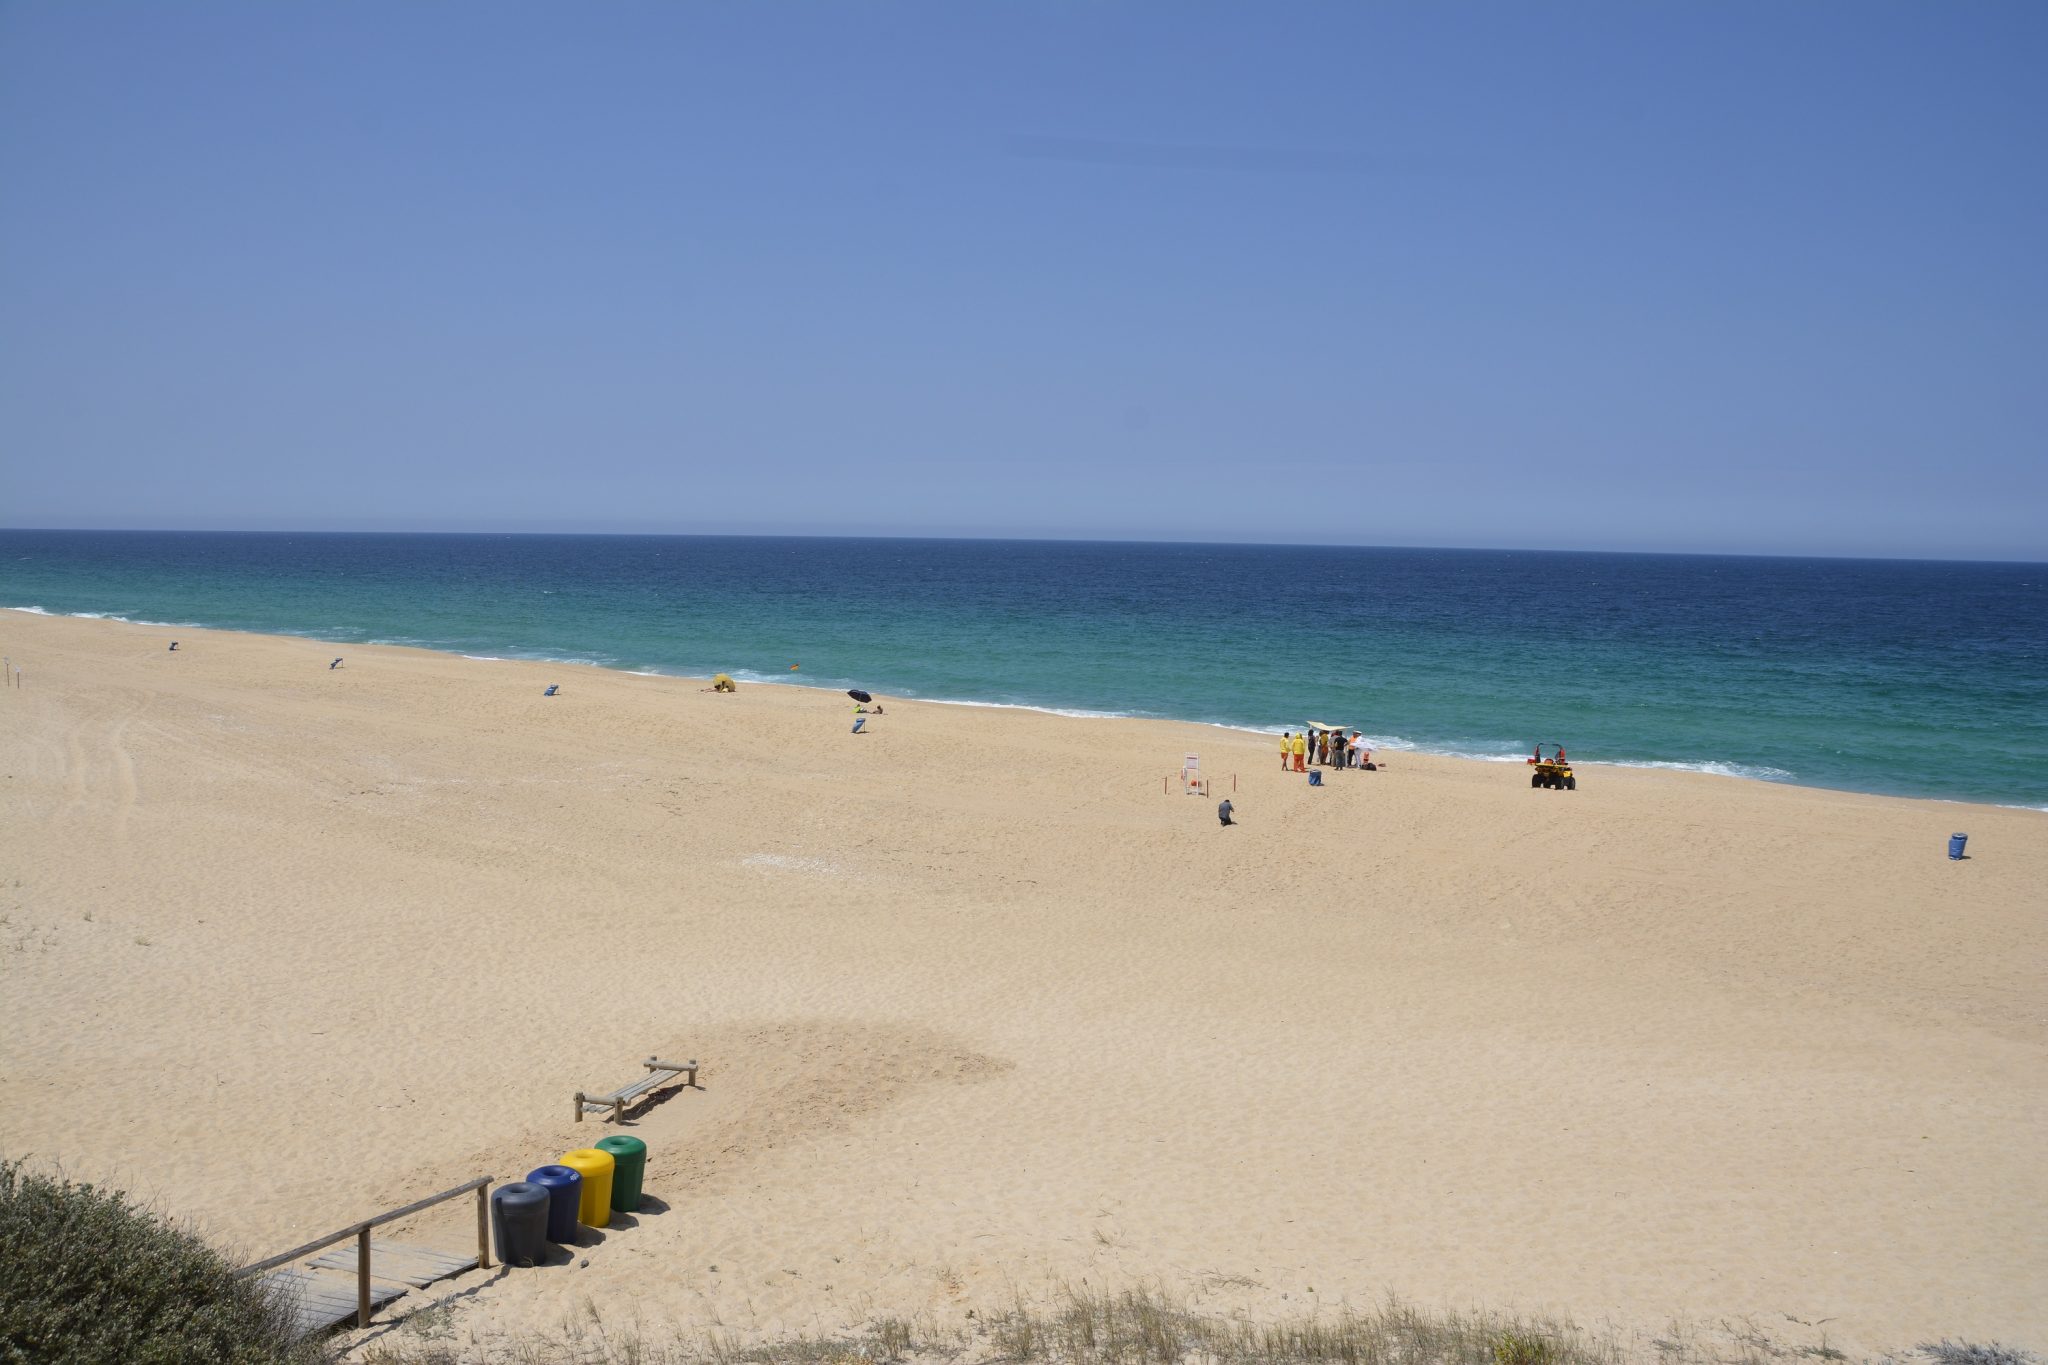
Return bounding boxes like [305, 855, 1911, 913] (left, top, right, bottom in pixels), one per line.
[1217, 798, 1234, 827]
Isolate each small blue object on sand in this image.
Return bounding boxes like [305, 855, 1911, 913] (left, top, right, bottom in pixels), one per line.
[544, 684, 559, 696]
[1308, 769, 1323, 786]
[1949, 832, 1968, 860]
[851, 716, 866, 733]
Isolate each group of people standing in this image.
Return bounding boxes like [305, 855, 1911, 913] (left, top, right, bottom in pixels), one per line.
[1280, 728, 1374, 772]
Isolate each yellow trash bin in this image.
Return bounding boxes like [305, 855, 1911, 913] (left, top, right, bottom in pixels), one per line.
[558, 1148, 616, 1229]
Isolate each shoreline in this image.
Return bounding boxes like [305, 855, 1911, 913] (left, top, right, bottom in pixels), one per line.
[8, 603, 2037, 814]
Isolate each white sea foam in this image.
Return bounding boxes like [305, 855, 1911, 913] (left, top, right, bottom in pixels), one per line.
[448, 649, 619, 668]
[7, 604, 197, 628]
[1597, 757, 1797, 782]
[918, 694, 1142, 722]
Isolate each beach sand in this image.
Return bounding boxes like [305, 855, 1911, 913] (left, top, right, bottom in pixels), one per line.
[1, 610, 2042, 1357]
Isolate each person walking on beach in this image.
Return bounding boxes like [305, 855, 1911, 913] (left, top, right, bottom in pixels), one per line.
[1280, 732, 1292, 770]
[1291, 730, 1307, 772]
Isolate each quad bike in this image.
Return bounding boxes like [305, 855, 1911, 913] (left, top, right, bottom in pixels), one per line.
[1528, 743, 1576, 791]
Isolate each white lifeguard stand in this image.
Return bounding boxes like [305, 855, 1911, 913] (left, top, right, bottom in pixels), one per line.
[1180, 753, 1209, 796]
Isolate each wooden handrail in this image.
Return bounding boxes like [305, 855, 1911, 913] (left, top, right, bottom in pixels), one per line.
[234, 1176, 493, 1281]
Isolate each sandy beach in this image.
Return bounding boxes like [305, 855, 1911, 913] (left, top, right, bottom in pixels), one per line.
[1, 609, 2041, 1357]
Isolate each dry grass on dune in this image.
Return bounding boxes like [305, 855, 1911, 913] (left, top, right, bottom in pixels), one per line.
[353, 1283, 2037, 1365]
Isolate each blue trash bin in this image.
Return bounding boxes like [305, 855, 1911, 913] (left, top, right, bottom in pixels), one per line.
[1308, 770, 1323, 787]
[526, 1164, 584, 1245]
[492, 1182, 551, 1267]
[1949, 832, 1968, 860]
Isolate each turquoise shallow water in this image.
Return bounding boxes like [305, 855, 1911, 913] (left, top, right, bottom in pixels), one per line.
[3, 530, 2044, 808]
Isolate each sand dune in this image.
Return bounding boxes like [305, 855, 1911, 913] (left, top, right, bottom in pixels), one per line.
[1, 610, 2041, 1356]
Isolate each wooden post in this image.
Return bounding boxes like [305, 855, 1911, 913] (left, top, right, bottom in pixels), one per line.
[356, 1226, 372, 1328]
[476, 1180, 492, 1270]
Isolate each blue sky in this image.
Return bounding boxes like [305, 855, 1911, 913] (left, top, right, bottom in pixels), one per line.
[2, 3, 2043, 558]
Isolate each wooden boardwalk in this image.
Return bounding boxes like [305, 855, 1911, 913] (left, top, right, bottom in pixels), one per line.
[235, 1177, 493, 1338]
[256, 1267, 408, 1339]
[306, 1238, 478, 1289]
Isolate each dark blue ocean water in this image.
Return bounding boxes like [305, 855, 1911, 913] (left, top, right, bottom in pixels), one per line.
[3, 530, 2043, 808]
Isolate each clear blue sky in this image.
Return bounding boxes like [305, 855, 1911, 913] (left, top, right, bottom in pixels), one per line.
[2, 3, 2043, 558]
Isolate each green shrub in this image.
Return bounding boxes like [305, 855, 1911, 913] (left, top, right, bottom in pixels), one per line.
[0, 1158, 326, 1365]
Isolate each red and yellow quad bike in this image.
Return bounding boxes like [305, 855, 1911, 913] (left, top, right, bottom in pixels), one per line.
[1527, 743, 1576, 791]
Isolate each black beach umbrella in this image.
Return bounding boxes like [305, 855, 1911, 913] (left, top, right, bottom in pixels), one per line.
[847, 689, 873, 704]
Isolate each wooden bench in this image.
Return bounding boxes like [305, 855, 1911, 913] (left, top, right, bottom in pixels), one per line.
[575, 1056, 697, 1123]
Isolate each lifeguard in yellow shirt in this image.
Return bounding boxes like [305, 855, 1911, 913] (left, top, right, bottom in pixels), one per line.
[1291, 731, 1307, 772]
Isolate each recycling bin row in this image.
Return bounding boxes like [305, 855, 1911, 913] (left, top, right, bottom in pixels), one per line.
[490, 1135, 649, 1266]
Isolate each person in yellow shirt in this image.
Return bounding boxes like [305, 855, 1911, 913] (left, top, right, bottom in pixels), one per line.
[1291, 731, 1307, 772]
[1280, 732, 1292, 770]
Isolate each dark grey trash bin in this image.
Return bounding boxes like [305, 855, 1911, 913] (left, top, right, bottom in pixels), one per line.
[492, 1181, 551, 1267]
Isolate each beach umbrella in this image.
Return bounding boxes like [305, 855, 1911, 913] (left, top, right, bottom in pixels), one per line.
[847, 689, 873, 704]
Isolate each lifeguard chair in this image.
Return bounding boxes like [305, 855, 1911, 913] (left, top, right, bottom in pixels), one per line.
[1180, 753, 1209, 796]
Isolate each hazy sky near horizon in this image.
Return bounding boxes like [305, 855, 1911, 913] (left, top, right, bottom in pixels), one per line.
[2, 4, 2044, 560]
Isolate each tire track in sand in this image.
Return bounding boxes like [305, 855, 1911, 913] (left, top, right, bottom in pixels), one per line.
[58, 713, 89, 818]
[48, 695, 148, 830]
[108, 706, 142, 833]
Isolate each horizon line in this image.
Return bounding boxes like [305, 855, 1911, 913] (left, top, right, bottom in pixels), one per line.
[3, 524, 2044, 567]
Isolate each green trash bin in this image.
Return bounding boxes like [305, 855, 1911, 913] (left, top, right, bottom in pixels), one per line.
[595, 1135, 647, 1212]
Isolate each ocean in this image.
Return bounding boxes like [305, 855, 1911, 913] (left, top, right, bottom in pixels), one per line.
[3, 530, 2043, 809]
